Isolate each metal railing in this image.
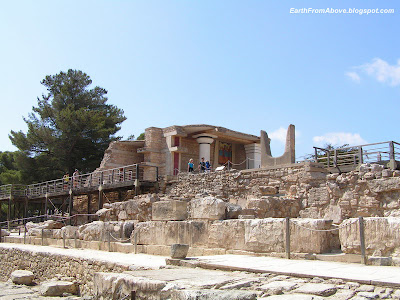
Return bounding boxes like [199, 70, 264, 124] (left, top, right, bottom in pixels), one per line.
[0, 163, 158, 199]
[313, 141, 400, 170]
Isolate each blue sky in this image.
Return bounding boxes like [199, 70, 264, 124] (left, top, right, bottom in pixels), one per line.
[0, 0, 399, 160]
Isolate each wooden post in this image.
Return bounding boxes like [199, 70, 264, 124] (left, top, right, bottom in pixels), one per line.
[358, 147, 363, 164]
[98, 186, 104, 210]
[285, 217, 291, 259]
[156, 167, 159, 182]
[63, 231, 66, 248]
[23, 198, 28, 225]
[389, 141, 395, 161]
[135, 165, 139, 180]
[69, 190, 73, 225]
[107, 230, 111, 252]
[7, 197, 11, 231]
[41, 228, 44, 246]
[359, 217, 367, 265]
[87, 194, 92, 223]
[131, 291, 136, 300]
[24, 225, 26, 244]
[74, 231, 78, 248]
[44, 194, 48, 221]
[134, 230, 138, 254]
[327, 151, 331, 168]
[314, 147, 318, 163]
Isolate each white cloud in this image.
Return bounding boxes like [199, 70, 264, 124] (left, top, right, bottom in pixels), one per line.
[345, 71, 361, 83]
[347, 58, 400, 86]
[269, 127, 301, 144]
[362, 58, 400, 86]
[313, 132, 367, 147]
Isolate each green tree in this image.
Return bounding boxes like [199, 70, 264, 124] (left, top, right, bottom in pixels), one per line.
[9, 69, 126, 181]
[0, 151, 23, 185]
[136, 132, 145, 140]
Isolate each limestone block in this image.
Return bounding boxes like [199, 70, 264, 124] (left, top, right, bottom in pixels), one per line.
[209, 220, 246, 250]
[226, 203, 242, 219]
[152, 201, 188, 221]
[244, 219, 285, 253]
[294, 283, 337, 297]
[40, 220, 64, 229]
[53, 226, 78, 239]
[78, 221, 125, 241]
[93, 272, 166, 299]
[308, 187, 330, 206]
[339, 217, 400, 256]
[260, 281, 297, 294]
[172, 289, 258, 300]
[11, 270, 34, 285]
[290, 219, 335, 254]
[40, 281, 77, 296]
[0, 228, 10, 237]
[134, 221, 209, 247]
[190, 196, 226, 220]
[170, 244, 189, 258]
[259, 185, 278, 195]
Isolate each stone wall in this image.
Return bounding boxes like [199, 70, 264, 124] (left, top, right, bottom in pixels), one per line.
[97, 140, 144, 171]
[134, 218, 335, 254]
[165, 162, 400, 222]
[0, 247, 130, 296]
[340, 217, 400, 257]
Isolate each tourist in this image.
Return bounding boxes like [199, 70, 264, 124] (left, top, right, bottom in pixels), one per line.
[63, 172, 70, 190]
[73, 169, 80, 188]
[205, 160, 211, 172]
[188, 158, 194, 172]
[198, 157, 206, 172]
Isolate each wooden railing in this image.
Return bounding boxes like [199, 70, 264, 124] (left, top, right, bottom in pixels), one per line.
[313, 141, 400, 170]
[0, 163, 158, 199]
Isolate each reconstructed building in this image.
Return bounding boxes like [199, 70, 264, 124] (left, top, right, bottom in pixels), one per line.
[97, 124, 295, 177]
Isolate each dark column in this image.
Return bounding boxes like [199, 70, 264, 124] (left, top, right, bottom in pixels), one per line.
[87, 194, 92, 223]
[68, 190, 73, 225]
[98, 186, 104, 211]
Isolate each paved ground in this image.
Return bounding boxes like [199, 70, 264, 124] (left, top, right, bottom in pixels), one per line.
[0, 281, 83, 300]
[191, 255, 400, 287]
[1, 243, 400, 299]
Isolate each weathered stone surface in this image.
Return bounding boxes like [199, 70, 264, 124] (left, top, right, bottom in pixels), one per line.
[171, 244, 189, 259]
[172, 289, 258, 300]
[260, 281, 297, 294]
[96, 194, 157, 222]
[11, 270, 34, 285]
[340, 217, 400, 256]
[261, 294, 324, 300]
[226, 203, 243, 219]
[0, 228, 10, 237]
[152, 200, 188, 221]
[93, 272, 166, 299]
[190, 196, 226, 220]
[356, 291, 380, 299]
[78, 221, 130, 241]
[294, 283, 337, 296]
[53, 225, 79, 239]
[246, 197, 301, 218]
[40, 280, 77, 296]
[134, 221, 209, 247]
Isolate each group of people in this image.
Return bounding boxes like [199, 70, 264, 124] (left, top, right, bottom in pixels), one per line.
[188, 157, 211, 173]
[63, 169, 81, 188]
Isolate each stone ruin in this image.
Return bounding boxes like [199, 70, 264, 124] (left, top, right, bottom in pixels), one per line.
[10, 161, 400, 265]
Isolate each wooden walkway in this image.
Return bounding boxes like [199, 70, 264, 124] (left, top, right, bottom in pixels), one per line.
[313, 141, 400, 173]
[0, 164, 159, 224]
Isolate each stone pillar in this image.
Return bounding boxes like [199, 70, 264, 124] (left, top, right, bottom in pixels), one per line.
[196, 136, 214, 162]
[245, 143, 261, 169]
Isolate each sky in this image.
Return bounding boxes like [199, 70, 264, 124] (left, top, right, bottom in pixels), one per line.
[0, 0, 399, 160]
